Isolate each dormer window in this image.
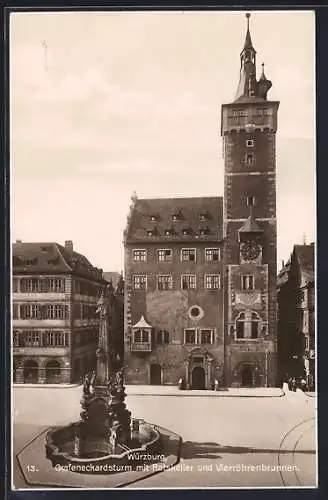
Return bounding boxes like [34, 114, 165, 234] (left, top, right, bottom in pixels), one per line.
[182, 227, 192, 236]
[47, 258, 60, 265]
[199, 211, 209, 221]
[150, 214, 158, 222]
[172, 214, 180, 221]
[25, 258, 38, 266]
[147, 227, 158, 236]
[164, 229, 173, 236]
[199, 226, 209, 236]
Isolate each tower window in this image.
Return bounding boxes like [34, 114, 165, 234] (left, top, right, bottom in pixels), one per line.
[245, 152, 255, 165]
[236, 311, 260, 340]
[246, 196, 255, 206]
[246, 139, 254, 148]
[241, 275, 255, 291]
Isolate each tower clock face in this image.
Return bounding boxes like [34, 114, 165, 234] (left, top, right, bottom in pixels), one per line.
[240, 240, 261, 261]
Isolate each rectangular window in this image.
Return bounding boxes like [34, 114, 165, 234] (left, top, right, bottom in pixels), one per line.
[205, 274, 220, 289]
[245, 152, 256, 165]
[43, 331, 67, 347]
[12, 278, 18, 293]
[181, 275, 196, 290]
[158, 249, 172, 262]
[20, 279, 42, 293]
[246, 196, 255, 207]
[241, 275, 255, 291]
[181, 249, 196, 262]
[200, 329, 213, 344]
[24, 331, 41, 347]
[205, 248, 220, 261]
[232, 109, 247, 117]
[133, 328, 150, 343]
[157, 275, 173, 291]
[13, 304, 19, 319]
[46, 304, 67, 319]
[246, 139, 254, 148]
[133, 249, 147, 262]
[185, 329, 196, 344]
[133, 275, 147, 290]
[48, 279, 65, 293]
[20, 304, 41, 319]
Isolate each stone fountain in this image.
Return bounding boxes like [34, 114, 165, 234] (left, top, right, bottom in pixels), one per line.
[45, 286, 163, 475]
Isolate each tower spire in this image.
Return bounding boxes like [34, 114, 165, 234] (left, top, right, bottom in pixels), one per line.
[235, 13, 257, 101]
[243, 13, 254, 50]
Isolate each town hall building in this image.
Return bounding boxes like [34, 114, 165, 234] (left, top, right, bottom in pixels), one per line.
[123, 14, 279, 388]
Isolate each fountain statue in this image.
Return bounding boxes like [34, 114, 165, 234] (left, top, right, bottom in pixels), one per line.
[45, 285, 162, 474]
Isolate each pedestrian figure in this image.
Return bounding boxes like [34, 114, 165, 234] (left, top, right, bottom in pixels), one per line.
[291, 377, 297, 392]
[300, 378, 307, 392]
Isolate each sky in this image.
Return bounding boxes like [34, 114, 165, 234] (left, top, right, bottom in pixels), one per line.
[10, 10, 315, 273]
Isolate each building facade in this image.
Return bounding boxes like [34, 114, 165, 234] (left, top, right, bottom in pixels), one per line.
[123, 14, 279, 388]
[277, 243, 315, 389]
[12, 240, 105, 384]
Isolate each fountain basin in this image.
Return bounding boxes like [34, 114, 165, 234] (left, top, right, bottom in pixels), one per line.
[45, 419, 163, 474]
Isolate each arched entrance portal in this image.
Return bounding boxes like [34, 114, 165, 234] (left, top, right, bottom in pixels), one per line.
[191, 366, 206, 390]
[150, 364, 162, 385]
[23, 360, 38, 383]
[45, 360, 61, 383]
[241, 366, 254, 387]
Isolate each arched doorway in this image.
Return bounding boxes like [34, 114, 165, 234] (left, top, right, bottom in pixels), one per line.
[150, 364, 162, 385]
[45, 360, 61, 383]
[23, 360, 38, 383]
[191, 366, 206, 390]
[241, 366, 254, 387]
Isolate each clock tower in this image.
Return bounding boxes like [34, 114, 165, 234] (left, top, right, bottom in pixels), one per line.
[221, 13, 279, 387]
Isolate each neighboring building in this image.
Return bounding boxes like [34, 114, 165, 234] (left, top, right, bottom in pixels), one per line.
[277, 243, 315, 389]
[123, 14, 279, 388]
[12, 240, 105, 384]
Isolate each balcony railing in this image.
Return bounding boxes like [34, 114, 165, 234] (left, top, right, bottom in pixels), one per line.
[131, 342, 152, 352]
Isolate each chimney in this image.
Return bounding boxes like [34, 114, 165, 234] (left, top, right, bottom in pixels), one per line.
[281, 259, 284, 268]
[16, 240, 22, 243]
[65, 240, 73, 254]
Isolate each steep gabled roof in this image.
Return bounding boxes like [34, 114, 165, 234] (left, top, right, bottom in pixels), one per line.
[12, 241, 103, 281]
[12, 242, 72, 273]
[125, 196, 223, 243]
